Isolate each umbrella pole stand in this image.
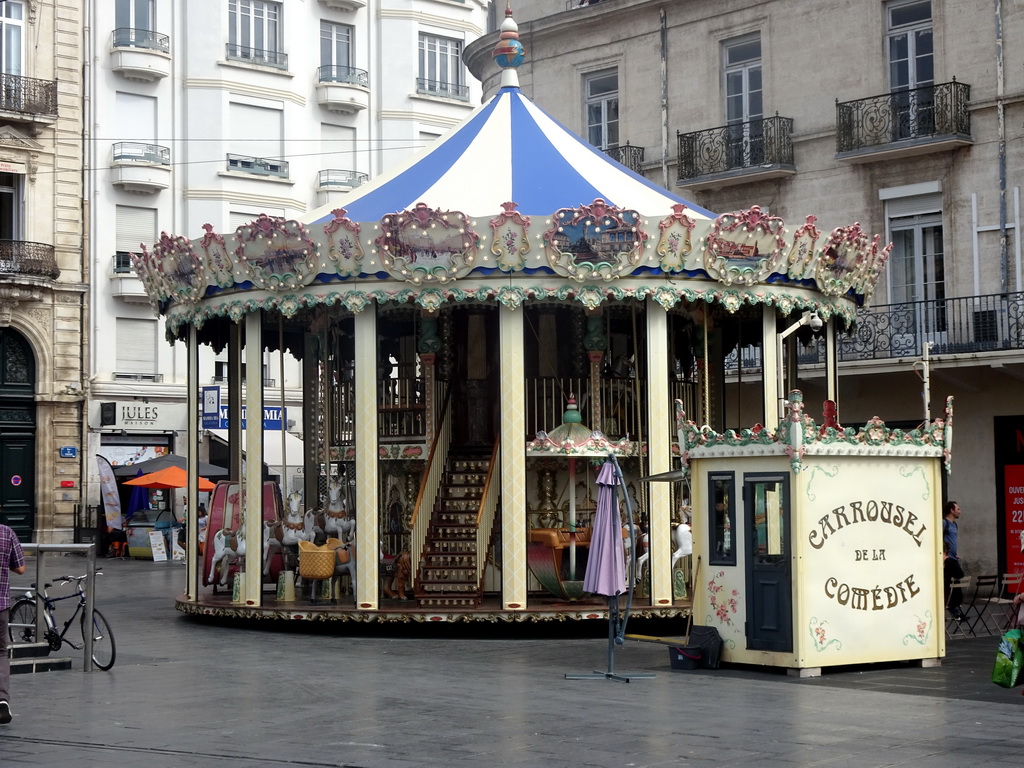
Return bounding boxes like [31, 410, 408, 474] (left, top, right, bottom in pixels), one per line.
[565, 595, 655, 683]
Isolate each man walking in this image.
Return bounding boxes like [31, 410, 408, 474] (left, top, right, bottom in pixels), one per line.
[943, 501, 961, 559]
[0, 521, 27, 725]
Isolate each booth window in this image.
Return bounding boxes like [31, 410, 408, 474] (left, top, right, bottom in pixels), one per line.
[708, 472, 735, 565]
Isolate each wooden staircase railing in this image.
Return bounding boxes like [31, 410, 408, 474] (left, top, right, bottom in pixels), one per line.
[410, 386, 452, 592]
[474, 439, 501, 590]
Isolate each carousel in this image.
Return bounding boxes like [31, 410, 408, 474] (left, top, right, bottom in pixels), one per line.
[132, 7, 952, 666]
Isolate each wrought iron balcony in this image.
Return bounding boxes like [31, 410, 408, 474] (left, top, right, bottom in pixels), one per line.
[225, 43, 288, 69]
[318, 169, 369, 189]
[0, 240, 59, 280]
[0, 73, 58, 118]
[112, 27, 170, 52]
[317, 65, 369, 87]
[226, 154, 289, 178]
[836, 80, 971, 157]
[677, 115, 794, 185]
[416, 78, 470, 101]
[603, 143, 644, 174]
[727, 292, 1024, 374]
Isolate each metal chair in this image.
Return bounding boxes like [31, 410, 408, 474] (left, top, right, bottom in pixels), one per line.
[962, 574, 1000, 636]
[986, 573, 1024, 632]
[945, 575, 972, 638]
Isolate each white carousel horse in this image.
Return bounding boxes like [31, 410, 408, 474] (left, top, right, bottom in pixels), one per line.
[281, 492, 314, 546]
[209, 526, 246, 587]
[635, 523, 692, 584]
[323, 478, 355, 543]
[262, 519, 284, 576]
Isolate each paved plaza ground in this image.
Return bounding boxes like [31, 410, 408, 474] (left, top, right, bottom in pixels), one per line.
[2, 556, 1024, 767]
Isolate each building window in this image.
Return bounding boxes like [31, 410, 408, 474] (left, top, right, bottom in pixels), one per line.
[0, 172, 23, 240]
[889, 212, 945, 335]
[115, 206, 156, 270]
[115, 318, 158, 376]
[723, 34, 762, 168]
[417, 33, 467, 100]
[584, 69, 618, 150]
[887, 1, 933, 138]
[0, 2, 24, 77]
[321, 21, 353, 69]
[228, 0, 284, 67]
[709, 473, 736, 566]
[115, 0, 153, 31]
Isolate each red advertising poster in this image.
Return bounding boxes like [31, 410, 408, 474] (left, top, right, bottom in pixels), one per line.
[1004, 464, 1024, 587]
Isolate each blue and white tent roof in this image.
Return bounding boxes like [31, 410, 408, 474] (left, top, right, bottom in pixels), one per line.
[308, 85, 714, 227]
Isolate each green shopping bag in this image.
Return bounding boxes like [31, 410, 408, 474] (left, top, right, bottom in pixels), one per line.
[992, 628, 1024, 688]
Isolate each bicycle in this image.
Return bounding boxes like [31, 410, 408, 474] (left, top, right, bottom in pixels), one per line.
[7, 572, 116, 670]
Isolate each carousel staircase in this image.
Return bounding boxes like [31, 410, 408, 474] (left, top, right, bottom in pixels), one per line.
[415, 449, 491, 609]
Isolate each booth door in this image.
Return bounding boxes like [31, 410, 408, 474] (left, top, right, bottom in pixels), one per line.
[744, 473, 792, 652]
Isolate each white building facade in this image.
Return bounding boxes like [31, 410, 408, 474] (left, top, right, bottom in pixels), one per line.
[85, 0, 490, 509]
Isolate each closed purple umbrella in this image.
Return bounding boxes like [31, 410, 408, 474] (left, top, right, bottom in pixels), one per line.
[567, 456, 654, 682]
[583, 459, 626, 597]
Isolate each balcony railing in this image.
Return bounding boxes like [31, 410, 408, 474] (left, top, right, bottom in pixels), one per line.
[725, 292, 1024, 374]
[112, 27, 170, 52]
[0, 73, 58, 117]
[677, 115, 794, 182]
[226, 154, 289, 178]
[112, 142, 170, 165]
[113, 372, 164, 382]
[416, 78, 470, 101]
[318, 169, 369, 189]
[836, 80, 971, 154]
[112, 252, 134, 274]
[225, 43, 288, 69]
[603, 143, 644, 174]
[0, 240, 59, 279]
[317, 65, 369, 87]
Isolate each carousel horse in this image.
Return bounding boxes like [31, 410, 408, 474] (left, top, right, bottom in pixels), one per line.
[209, 526, 246, 587]
[323, 479, 355, 543]
[635, 523, 692, 584]
[262, 519, 284, 576]
[281, 492, 314, 546]
[382, 550, 412, 600]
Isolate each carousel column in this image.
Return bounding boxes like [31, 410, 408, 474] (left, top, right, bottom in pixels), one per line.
[646, 302, 674, 607]
[242, 312, 265, 607]
[354, 307, 379, 609]
[499, 306, 527, 610]
[762, 304, 781, 428]
[185, 324, 199, 601]
[303, 329, 320, 510]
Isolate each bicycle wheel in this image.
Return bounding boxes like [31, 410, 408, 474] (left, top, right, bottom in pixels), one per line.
[80, 609, 116, 670]
[8, 599, 38, 644]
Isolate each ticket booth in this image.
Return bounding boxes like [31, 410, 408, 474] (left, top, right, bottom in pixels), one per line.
[684, 393, 953, 674]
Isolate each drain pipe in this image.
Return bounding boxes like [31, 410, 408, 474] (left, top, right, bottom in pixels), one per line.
[660, 8, 669, 189]
[996, 0, 1008, 293]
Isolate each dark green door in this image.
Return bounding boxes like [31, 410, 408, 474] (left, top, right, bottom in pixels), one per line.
[744, 473, 792, 652]
[0, 328, 36, 541]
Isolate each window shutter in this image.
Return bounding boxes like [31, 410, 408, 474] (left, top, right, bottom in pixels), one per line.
[116, 206, 157, 253]
[886, 193, 941, 219]
[116, 318, 157, 374]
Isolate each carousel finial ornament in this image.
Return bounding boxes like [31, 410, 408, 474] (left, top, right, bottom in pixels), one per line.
[493, 2, 525, 89]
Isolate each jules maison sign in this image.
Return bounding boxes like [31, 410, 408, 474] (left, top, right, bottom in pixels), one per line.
[809, 499, 927, 612]
[99, 401, 187, 430]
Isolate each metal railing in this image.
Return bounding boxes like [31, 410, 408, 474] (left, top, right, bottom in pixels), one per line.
[226, 154, 289, 178]
[0, 73, 58, 116]
[317, 65, 369, 87]
[317, 169, 369, 189]
[603, 143, 645, 174]
[677, 114, 794, 182]
[0, 240, 60, 279]
[415, 78, 470, 101]
[725, 292, 1024, 373]
[113, 372, 164, 382]
[13, 543, 98, 673]
[410, 388, 453, 590]
[525, 376, 646, 442]
[112, 142, 170, 165]
[836, 80, 971, 154]
[111, 27, 170, 52]
[112, 252, 134, 274]
[225, 43, 288, 69]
